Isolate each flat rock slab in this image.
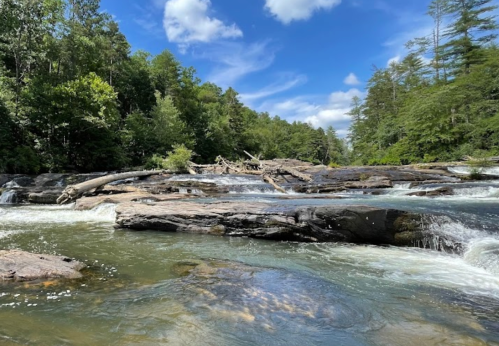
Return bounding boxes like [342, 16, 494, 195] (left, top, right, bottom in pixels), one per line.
[75, 192, 196, 210]
[116, 201, 426, 245]
[0, 250, 86, 282]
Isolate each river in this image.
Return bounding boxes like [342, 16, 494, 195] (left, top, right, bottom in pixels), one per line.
[1, 177, 499, 345]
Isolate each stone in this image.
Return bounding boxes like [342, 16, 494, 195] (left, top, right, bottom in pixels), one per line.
[407, 187, 454, 197]
[28, 189, 64, 204]
[0, 250, 86, 282]
[115, 201, 426, 245]
[74, 192, 196, 210]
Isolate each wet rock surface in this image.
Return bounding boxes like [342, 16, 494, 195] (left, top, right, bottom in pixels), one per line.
[115, 201, 427, 245]
[0, 250, 86, 282]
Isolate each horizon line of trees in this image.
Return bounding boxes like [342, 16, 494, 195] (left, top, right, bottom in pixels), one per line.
[0, 0, 349, 174]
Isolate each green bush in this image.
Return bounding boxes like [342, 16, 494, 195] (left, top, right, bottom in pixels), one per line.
[145, 154, 168, 170]
[164, 144, 193, 173]
[469, 167, 484, 180]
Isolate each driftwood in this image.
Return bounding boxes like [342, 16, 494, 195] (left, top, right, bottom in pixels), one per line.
[57, 171, 163, 204]
[279, 167, 313, 182]
[263, 175, 287, 194]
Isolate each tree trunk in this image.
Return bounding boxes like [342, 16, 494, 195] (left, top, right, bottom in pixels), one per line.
[57, 171, 165, 204]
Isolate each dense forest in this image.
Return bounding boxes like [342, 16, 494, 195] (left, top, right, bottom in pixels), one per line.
[0, 0, 349, 174]
[349, 0, 499, 165]
[1, 0, 498, 174]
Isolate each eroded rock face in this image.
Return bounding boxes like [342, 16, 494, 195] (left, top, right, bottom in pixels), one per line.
[0, 250, 86, 282]
[115, 201, 426, 245]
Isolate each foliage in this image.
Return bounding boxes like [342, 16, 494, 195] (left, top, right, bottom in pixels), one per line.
[349, 0, 498, 166]
[164, 144, 193, 173]
[0, 0, 348, 173]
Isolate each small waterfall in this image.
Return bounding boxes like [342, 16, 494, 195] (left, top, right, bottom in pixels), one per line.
[0, 190, 18, 204]
[2, 180, 20, 188]
[0, 203, 116, 224]
[464, 238, 499, 274]
[178, 188, 204, 195]
[416, 215, 499, 257]
[448, 166, 499, 176]
[167, 174, 263, 186]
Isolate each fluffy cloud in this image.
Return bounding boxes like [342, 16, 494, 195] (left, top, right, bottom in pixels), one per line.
[264, 0, 341, 24]
[344, 72, 361, 86]
[304, 89, 364, 127]
[164, 0, 242, 50]
[257, 88, 364, 136]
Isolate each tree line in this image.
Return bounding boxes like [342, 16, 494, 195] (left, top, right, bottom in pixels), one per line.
[349, 0, 499, 165]
[0, 0, 349, 173]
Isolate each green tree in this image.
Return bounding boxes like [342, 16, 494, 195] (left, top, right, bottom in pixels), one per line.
[443, 0, 498, 75]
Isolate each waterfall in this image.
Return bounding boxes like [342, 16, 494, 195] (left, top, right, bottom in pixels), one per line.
[0, 190, 18, 204]
[448, 166, 499, 176]
[2, 180, 20, 189]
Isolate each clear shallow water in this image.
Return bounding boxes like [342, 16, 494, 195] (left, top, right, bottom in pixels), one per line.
[1, 182, 499, 345]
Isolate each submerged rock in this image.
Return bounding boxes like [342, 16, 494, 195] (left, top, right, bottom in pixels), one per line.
[407, 186, 454, 197]
[115, 201, 427, 245]
[0, 250, 86, 282]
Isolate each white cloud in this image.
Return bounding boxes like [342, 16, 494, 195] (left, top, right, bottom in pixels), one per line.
[387, 55, 401, 67]
[164, 0, 242, 51]
[305, 89, 364, 128]
[239, 74, 307, 104]
[264, 0, 341, 24]
[196, 40, 277, 88]
[257, 88, 365, 135]
[344, 72, 361, 86]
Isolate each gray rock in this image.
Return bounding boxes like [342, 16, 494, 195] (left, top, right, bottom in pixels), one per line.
[115, 201, 426, 245]
[0, 250, 86, 282]
[28, 189, 64, 204]
[34, 173, 71, 187]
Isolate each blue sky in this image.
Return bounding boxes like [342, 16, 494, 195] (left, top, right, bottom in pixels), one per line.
[100, 0, 437, 136]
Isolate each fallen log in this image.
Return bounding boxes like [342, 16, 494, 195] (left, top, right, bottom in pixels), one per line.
[263, 175, 287, 194]
[279, 166, 313, 182]
[57, 170, 164, 204]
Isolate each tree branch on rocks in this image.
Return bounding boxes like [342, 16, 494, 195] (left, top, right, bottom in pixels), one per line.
[57, 170, 165, 204]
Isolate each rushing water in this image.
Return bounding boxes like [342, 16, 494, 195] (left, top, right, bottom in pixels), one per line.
[1, 177, 499, 345]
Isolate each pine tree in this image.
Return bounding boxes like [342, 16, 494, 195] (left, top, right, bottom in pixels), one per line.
[444, 0, 498, 75]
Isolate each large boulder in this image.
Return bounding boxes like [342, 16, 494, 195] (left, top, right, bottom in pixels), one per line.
[0, 250, 86, 282]
[115, 201, 427, 245]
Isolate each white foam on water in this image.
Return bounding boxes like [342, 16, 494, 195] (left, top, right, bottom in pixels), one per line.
[229, 187, 299, 195]
[167, 174, 262, 185]
[178, 188, 204, 195]
[0, 203, 116, 224]
[0, 190, 18, 204]
[449, 166, 499, 176]
[314, 243, 499, 299]
[1, 181, 20, 189]
[464, 238, 499, 275]
[393, 183, 412, 190]
[452, 186, 499, 198]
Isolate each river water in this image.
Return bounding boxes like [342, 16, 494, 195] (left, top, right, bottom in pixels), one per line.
[1, 177, 499, 345]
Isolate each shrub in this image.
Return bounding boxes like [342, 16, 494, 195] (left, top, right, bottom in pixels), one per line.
[145, 154, 168, 170]
[164, 144, 193, 173]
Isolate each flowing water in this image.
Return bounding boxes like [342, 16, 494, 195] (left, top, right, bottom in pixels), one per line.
[1, 176, 499, 345]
